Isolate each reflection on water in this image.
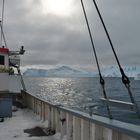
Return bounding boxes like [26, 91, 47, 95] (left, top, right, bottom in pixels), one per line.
[24, 77, 102, 109]
[24, 77, 140, 124]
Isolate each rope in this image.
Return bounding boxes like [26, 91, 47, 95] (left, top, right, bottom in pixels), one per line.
[80, 0, 101, 76]
[0, 0, 5, 47]
[0, 20, 7, 48]
[91, 0, 130, 85]
[80, 0, 112, 118]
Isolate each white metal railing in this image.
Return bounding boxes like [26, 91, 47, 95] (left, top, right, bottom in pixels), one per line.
[23, 91, 140, 140]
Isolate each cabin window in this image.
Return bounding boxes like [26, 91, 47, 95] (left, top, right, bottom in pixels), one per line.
[0, 55, 4, 65]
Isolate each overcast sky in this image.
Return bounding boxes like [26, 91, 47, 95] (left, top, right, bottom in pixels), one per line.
[1, 0, 140, 72]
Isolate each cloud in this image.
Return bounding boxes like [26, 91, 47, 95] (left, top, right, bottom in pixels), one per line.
[1, 0, 140, 72]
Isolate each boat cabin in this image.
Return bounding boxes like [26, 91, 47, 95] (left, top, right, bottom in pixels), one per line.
[0, 47, 24, 117]
[0, 47, 21, 93]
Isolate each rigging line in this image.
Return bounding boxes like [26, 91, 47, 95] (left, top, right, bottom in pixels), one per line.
[0, 0, 5, 47]
[80, 0, 112, 119]
[0, 21, 7, 48]
[91, 0, 121, 68]
[91, 0, 130, 84]
[80, 0, 101, 77]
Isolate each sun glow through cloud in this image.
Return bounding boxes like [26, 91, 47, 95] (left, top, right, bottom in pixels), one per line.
[41, 0, 74, 16]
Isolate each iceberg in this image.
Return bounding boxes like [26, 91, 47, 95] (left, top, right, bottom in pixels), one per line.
[23, 66, 96, 77]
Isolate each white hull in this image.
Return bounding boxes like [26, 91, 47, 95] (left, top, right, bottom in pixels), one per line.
[0, 73, 21, 93]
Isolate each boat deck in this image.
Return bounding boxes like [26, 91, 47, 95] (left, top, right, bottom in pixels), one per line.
[0, 108, 61, 140]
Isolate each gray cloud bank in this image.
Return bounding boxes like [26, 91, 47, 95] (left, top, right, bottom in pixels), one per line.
[1, 0, 140, 72]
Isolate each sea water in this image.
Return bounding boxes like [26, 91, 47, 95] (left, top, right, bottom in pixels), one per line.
[24, 77, 140, 124]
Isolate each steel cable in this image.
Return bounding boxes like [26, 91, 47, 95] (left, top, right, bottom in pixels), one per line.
[91, 0, 130, 85]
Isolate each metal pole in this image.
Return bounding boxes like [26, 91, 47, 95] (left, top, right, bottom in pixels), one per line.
[0, 0, 5, 47]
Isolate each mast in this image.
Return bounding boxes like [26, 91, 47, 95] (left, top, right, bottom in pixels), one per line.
[0, 0, 5, 47]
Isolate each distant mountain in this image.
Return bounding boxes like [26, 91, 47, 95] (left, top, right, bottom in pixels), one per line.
[23, 66, 96, 77]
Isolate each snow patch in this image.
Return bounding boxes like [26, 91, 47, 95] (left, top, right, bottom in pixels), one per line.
[0, 109, 61, 140]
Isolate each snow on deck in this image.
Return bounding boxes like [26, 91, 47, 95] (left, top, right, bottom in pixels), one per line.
[0, 108, 62, 140]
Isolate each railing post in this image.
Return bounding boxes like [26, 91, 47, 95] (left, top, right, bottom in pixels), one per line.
[38, 100, 40, 116]
[36, 100, 38, 115]
[31, 96, 34, 109]
[43, 102, 45, 121]
[44, 103, 47, 120]
[34, 98, 36, 114]
[39, 101, 41, 118]
[40, 101, 43, 120]
[102, 127, 112, 140]
[95, 124, 103, 140]
[112, 131, 121, 140]
[60, 111, 66, 138]
[36, 99, 37, 114]
[48, 106, 51, 128]
[51, 107, 56, 130]
[66, 113, 73, 140]
[36, 100, 38, 114]
[33, 97, 35, 113]
[73, 116, 81, 140]
[39, 101, 41, 116]
[90, 123, 95, 140]
[55, 109, 61, 132]
[95, 125, 113, 140]
[81, 119, 90, 140]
